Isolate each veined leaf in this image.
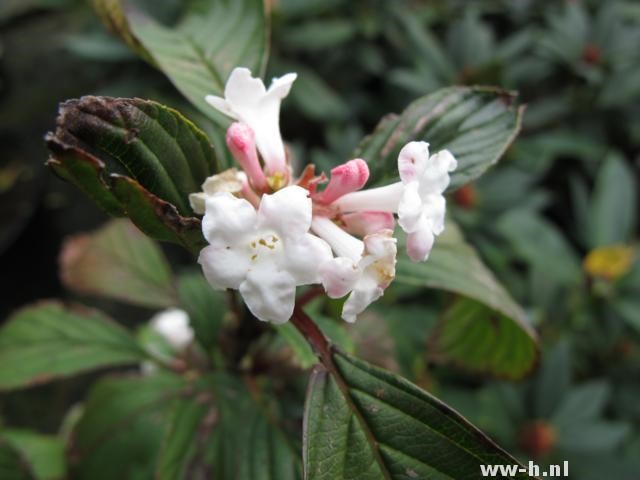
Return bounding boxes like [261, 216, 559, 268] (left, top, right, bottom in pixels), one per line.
[46, 96, 213, 253]
[353, 86, 523, 188]
[95, 0, 269, 126]
[156, 374, 301, 479]
[0, 302, 144, 391]
[395, 222, 537, 378]
[156, 385, 213, 480]
[60, 219, 176, 308]
[72, 373, 186, 480]
[304, 352, 533, 479]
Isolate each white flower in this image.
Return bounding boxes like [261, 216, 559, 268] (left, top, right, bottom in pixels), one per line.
[149, 308, 194, 350]
[198, 185, 332, 324]
[397, 142, 456, 261]
[312, 217, 396, 323]
[205, 67, 296, 182]
[334, 141, 456, 262]
[189, 168, 248, 215]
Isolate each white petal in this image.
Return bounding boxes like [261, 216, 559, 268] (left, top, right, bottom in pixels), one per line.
[239, 268, 296, 324]
[418, 149, 456, 195]
[319, 257, 359, 299]
[398, 141, 429, 184]
[188, 192, 208, 215]
[224, 67, 267, 107]
[285, 233, 333, 285]
[266, 73, 298, 100]
[422, 194, 446, 235]
[397, 182, 424, 233]
[198, 244, 251, 290]
[205, 95, 236, 119]
[342, 286, 383, 323]
[202, 193, 257, 244]
[257, 185, 311, 238]
[406, 223, 435, 262]
[334, 182, 404, 213]
[311, 216, 364, 262]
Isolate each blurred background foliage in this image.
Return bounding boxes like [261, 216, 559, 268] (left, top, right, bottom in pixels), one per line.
[0, 0, 639, 478]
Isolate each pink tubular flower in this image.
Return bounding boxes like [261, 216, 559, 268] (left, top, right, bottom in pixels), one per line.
[226, 122, 268, 192]
[340, 211, 395, 237]
[314, 158, 369, 205]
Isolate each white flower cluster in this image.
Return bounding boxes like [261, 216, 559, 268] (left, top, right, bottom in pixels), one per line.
[193, 68, 457, 324]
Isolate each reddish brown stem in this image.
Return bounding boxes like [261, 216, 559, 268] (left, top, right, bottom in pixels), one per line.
[296, 286, 324, 308]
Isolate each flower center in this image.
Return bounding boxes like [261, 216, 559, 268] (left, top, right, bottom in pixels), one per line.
[249, 234, 281, 262]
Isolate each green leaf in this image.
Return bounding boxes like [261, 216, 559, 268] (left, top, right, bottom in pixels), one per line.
[552, 381, 610, 427]
[534, 342, 571, 419]
[177, 271, 226, 350]
[206, 374, 301, 480]
[612, 297, 640, 334]
[60, 219, 176, 308]
[557, 421, 631, 453]
[589, 153, 637, 247]
[156, 388, 213, 480]
[353, 86, 523, 188]
[0, 430, 66, 480]
[433, 298, 538, 379]
[0, 442, 29, 480]
[123, 0, 269, 125]
[495, 209, 582, 286]
[275, 323, 317, 369]
[72, 373, 186, 480]
[90, 0, 153, 62]
[46, 96, 213, 253]
[0, 302, 144, 391]
[395, 222, 538, 378]
[47, 96, 217, 214]
[304, 352, 533, 479]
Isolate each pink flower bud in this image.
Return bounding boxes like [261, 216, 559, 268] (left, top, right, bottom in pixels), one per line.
[226, 122, 268, 192]
[315, 159, 369, 205]
[341, 211, 395, 237]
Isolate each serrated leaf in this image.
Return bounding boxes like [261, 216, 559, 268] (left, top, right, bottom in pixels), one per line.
[0, 430, 65, 480]
[304, 352, 533, 479]
[46, 96, 213, 253]
[120, 0, 269, 125]
[395, 222, 537, 378]
[353, 86, 523, 188]
[0, 302, 144, 391]
[72, 373, 186, 480]
[60, 219, 176, 308]
[47, 96, 217, 214]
